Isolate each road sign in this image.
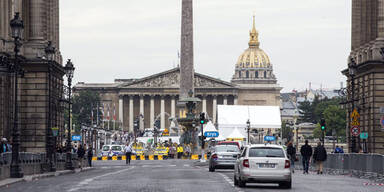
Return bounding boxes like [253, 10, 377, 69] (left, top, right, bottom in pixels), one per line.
[264, 136, 276, 141]
[204, 131, 219, 138]
[51, 127, 59, 137]
[360, 132, 368, 139]
[351, 109, 360, 119]
[350, 126, 360, 137]
[72, 135, 81, 141]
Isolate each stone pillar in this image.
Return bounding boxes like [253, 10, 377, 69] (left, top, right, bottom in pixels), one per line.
[180, 0, 194, 99]
[234, 95, 238, 105]
[212, 96, 217, 124]
[223, 95, 228, 105]
[171, 96, 176, 118]
[118, 96, 124, 131]
[140, 95, 144, 130]
[378, 0, 384, 37]
[150, 95, 154, 128]
[29, 0, 44, 41]
[161, 96, 165, 129]
[129, 96, 134, 133]
[202, 95, 207, 113]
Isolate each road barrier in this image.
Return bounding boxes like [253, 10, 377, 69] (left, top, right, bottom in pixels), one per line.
[93, 155, 165, 161]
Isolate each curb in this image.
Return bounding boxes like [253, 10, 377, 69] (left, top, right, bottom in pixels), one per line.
[0, 167, 95, 188]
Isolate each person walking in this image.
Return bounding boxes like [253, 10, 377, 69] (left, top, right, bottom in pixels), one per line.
[124, 143, 132, 165]
[313, 142, 327, 174]
[87, 146, 93, 167]
[286, 142, 296, 173]
[77, 144, 85, 169]
[300, 140, 312, 174]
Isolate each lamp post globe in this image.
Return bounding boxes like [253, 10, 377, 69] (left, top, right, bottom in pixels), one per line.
[10, 12, 23, 39]
[246, 119, 250, 145]
[64, 59, 75, 170]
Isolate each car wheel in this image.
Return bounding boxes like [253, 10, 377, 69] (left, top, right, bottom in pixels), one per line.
[279, 181, 292, 189]
[209, 166, 215, 172]
[238, 177, 246, 188]
[234, 175, 239, 186]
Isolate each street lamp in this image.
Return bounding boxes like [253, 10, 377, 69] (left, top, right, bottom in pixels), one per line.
[349, 58, 357, 153]
[9, 12, 24, 178]
[246, 119, 250, 145]
[45, 41, 56, 172]
[64, 59, 75, 170]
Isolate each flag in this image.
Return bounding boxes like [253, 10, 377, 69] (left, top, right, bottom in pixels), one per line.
[100, 103, 104, 121]
[107, 104, 110, 120]
[113, 103, 116, 120]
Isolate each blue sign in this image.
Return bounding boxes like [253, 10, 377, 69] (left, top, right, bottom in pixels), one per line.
[204, 131, 219, 137]
[264, 136, 276, 141]
[72, 135, 81, 141]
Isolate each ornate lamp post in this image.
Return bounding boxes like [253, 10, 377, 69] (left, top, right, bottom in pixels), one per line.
[246, 119, 250, 145]
[64, 59, 75, 170]
[10, 12, 24, 178]
[45, 41, 56, 172]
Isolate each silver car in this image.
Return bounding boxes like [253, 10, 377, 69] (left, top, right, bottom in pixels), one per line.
[209, 145, 240, 172]
[234, 144, 292, 188]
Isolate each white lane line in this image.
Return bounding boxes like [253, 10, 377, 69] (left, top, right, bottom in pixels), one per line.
[183, 164, 190, 167]
[217, 172, 244, 192]
[67, 166, 135, 192]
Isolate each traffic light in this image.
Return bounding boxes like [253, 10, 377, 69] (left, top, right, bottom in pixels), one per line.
[320, 118, 326, 130]
[200, 112, 206, 124]
[134, 118, 139, 131]
[154, 119, 160, 129]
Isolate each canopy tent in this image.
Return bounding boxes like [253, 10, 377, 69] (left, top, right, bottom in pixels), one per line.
[218, 105, 281, 139]
[198, 121, 218, 137]
[226, 127, 246, 141]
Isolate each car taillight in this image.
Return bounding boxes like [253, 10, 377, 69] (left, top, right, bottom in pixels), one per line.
[212, 154, 218, 159]
[243, 159, 249, 168]
[285, 160, 290, 168]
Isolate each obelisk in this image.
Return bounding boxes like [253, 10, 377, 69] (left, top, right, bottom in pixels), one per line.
[180, 0, 194, 99]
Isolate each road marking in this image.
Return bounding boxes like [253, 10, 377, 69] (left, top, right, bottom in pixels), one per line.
[183, 164, 190, 167]
[67, 166, 135, 192]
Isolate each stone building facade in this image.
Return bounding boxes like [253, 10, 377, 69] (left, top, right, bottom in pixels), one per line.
[74, 18, 281, 134]
[0, 0, 65, 152]
[344, 0, 384, 153]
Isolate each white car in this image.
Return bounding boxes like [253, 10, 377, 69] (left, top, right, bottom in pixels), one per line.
[234, 144, 292, 189]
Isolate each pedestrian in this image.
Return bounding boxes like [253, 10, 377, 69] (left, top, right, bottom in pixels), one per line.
[334, 145, 342, 153]
[300, 140, 312, 174]
[0, 138, 9, 153]
[286, 142, 296, 173]
[313, 142, 327, 174]
[124, 143, 132, 165]
[87, 146, 93, 167]
[77, 144, 85, 169]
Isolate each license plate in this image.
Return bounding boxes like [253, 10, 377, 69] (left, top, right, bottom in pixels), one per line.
[258, 163, 275, 168]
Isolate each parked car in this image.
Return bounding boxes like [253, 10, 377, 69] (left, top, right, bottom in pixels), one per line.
[209, 145, 240, 172]
[234, 144, 292, 188]
[99, 145, 125, 157]
[217, 141, 240, 149]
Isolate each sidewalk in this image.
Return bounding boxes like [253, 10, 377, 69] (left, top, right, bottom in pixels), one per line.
[0, 167, 94, 188]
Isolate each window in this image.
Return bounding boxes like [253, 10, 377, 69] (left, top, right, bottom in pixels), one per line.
[255, 71, 258, 78]
[102, 146, 110, 151]
[264, 71, 267, 78]
[214, 145, 239, 153]
[246, 71, 249, 78]
[248, 147, 285, 158]
[239, 71, 241, 78]
[241, 147, 247, 157]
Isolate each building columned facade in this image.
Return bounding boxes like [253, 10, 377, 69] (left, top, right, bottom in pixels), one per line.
[74, 17, 282, 134]
[344, 0, 384, 154]
[0, 0, 65, 153]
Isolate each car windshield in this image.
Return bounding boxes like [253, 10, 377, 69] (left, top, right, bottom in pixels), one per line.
[102, 146, 110, 151]
[215, 146, 239, 152]
[111, 146, 122, 151]
[248, 147, 285, 158]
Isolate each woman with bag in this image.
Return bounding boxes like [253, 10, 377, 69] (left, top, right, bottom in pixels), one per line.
[286, 142, 296, 173]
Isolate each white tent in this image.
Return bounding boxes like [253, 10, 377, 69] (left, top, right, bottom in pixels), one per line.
[226, 127, 245, 141]
[198, 121, 218, 137]
[218, 105, 281, 139]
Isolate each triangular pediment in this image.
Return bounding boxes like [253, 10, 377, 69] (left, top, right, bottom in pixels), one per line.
[119, 68, 235, 89]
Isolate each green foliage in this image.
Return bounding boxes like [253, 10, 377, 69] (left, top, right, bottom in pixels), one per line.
[71, 90, 101, 133]
[298, 100, 313, 123]
[313, 123, 322, 139]
[281, 120, 293, 141]
[323, 105, 346, 139]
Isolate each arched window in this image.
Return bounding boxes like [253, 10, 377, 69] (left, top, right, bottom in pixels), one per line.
[264, 71, 267, 78]
[255, 71, 258, 78]
[239, 71, 241, 78]
[246, 71, 249, 78]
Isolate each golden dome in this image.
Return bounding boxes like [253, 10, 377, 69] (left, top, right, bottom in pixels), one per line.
[236, 16, 271, 69]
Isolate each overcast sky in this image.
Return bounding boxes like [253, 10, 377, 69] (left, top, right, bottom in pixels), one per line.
[60, 0, 351, 92]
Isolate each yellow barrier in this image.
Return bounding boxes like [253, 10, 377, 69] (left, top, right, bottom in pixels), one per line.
[140, 155, 145, 160]
[92, 157, 97, 161]
[204, 154, 207, 160]
[158, 155, 163, 160]
[102, 156, 108, 161]
[122, 155, 126, 160]
[112, 156, 117, 160]
[191, 154, 199, 160]
[131, 155, 136, 160]
[149, 155, 154, 160]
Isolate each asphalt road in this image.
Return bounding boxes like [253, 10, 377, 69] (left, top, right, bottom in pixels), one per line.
[1, 160, 383, 192]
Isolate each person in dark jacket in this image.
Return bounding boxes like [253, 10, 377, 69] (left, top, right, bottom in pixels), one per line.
[286, 142, 296, 173]
[300, 140, 313, 174]
[87, 147, 93, 167]
[77, 144, 86, 169]
[313, 142, 327, 174]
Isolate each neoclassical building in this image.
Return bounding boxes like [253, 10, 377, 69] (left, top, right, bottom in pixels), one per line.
[74, 18, 282, 133]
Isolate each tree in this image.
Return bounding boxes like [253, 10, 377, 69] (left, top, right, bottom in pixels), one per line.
[71, 90, 101, 133]
[281, 121, 293, 142]
[323, 105, 346, 141]
[298, 100, 313, 123]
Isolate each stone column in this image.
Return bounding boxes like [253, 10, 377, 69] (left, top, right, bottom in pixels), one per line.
[378, 0, 384, 37]
[171, 96, 176, 118]
[29, 0, 44, 41]
[161, 96, 165, 129]
[140, 95, 144, 130]
[223, 95, 228, 105]
[129, 96, 134, 133]
[150, 95, 154, 128]
[234, 95, 238, 105]
[212, 96, 217, 123]
[118, 96, 124, 131]
[202, 95, 207, 113]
